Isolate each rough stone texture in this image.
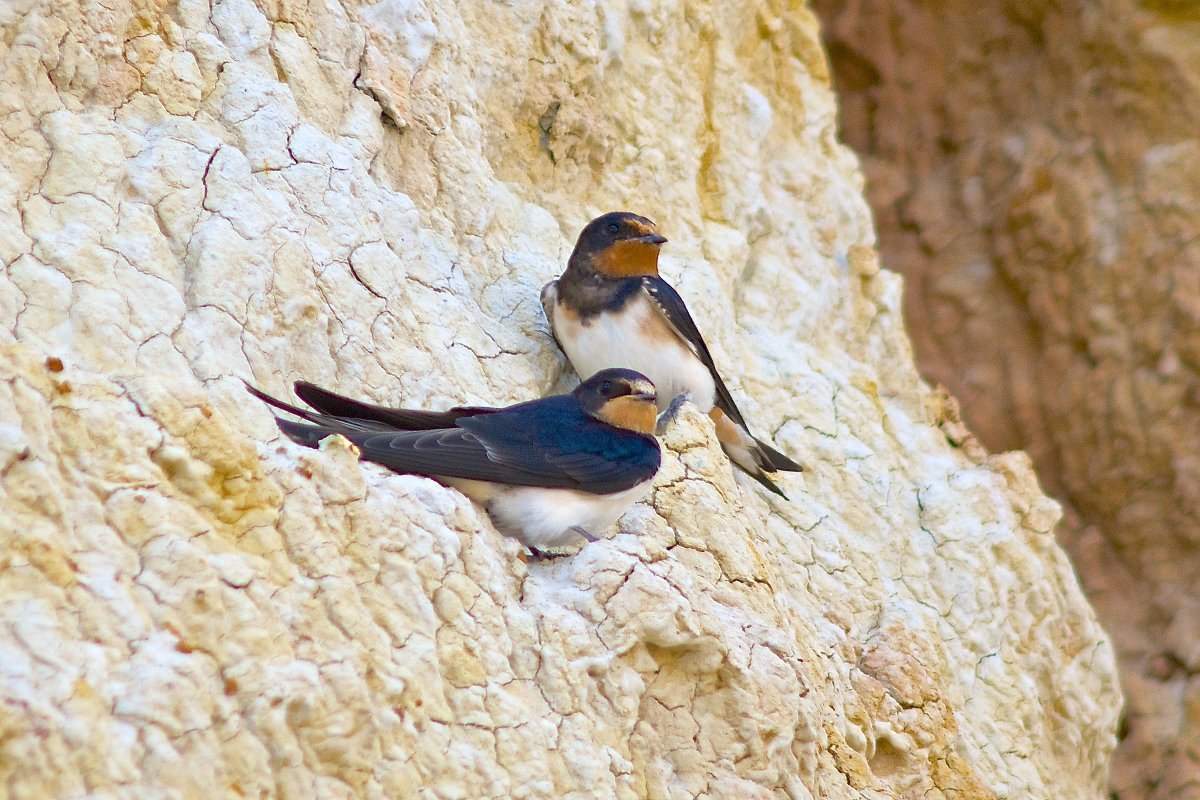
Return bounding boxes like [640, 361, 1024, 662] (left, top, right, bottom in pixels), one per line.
[0, 1, 1119, 798]
[811, 1, 1200, 796]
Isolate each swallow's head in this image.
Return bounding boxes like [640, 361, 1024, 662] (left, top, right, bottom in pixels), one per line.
[577, 368, 659, 435]
[570, 212, 668, 278]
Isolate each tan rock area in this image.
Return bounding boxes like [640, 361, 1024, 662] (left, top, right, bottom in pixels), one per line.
[0, 1, 1119, 798]
[812, 1, 1200, 796]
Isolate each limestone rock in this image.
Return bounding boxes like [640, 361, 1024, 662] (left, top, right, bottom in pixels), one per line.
[0, 1, 1118, 798]
[813, 1, 1198, 795]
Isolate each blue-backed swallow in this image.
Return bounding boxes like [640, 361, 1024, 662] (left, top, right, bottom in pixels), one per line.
[541, 211, 802, 498]
[245, 369, 662, 552]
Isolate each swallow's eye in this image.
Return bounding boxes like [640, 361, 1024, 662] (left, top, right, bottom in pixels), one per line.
[600, 380, 613, 394]
[605, 222, 620, 235]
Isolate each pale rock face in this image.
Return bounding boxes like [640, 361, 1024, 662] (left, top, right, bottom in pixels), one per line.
[0, 2, 1118, 799]
[812, 1, 1197, 796]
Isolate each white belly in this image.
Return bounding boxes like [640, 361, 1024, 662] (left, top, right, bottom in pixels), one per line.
[484, 484, 649, 550]
[553, 297, 716, 412]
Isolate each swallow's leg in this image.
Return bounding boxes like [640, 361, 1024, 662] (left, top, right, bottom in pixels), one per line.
[527, 528, 598, 558]
[570, 526, 599, 543]
[527, 546, 571, 560]
[655, 391, 692, 435]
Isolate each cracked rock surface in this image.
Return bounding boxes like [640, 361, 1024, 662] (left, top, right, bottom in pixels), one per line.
[813, 1, 1199, 796]
[0, 1, 1119, 798]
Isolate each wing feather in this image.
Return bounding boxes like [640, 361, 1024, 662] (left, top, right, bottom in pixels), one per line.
[638, 279, 803, 476]
[639, 277, 751, 430]
[540, 280, 563, 348]
[276, 395, 660, 495]
[456, 398, 659, 493]
[294, 381, 497, 430]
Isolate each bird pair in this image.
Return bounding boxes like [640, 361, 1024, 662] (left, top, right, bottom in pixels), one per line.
[249, 212, 802, 554]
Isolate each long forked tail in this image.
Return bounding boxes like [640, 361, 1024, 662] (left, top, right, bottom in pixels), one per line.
[752, 436, 803, 473]
[743, 437, 803, 498]
[293, 381, 495, 431]
[708, 407, 802, 498]
[243, 380, 333, 427]
[745, 466, 789, 498]
[244, 380, 349, 451]
[273, 418, 341, 449]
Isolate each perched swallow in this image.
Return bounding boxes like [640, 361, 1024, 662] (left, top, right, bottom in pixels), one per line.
[541, 211, 802, 497]
[246, 369, 662, 553]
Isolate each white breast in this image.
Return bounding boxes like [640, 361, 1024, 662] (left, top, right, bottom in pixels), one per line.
[553, 293, 716, 412]
[484, 484, 650, 550]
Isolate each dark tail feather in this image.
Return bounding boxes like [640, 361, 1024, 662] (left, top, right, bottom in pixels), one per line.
[244, 381, 332, 427]
[747, 467, 789, 499]
[246, 381, 367, 447]
[294, 381, 495, 430]
[753, 437, 803, 473]
[275, 418, 341, 449]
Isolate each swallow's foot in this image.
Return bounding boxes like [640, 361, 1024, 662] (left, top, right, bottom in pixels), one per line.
[527, 547, 571, 560]
[656, 391, 692, 435]
[570, 525, 599, 543]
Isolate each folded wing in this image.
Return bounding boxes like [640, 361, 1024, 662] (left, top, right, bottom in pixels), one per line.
[273, 394, 659, 495]
[640, 277, 802, 475]
[294, 381, 497, 430]
[639, 277, 750, 429]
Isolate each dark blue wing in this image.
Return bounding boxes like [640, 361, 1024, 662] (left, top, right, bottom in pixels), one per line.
[456, 396, 660, 494]
[280, 395, 660, 495]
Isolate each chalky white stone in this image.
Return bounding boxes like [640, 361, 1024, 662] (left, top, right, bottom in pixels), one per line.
[0, 1, 1119, 798]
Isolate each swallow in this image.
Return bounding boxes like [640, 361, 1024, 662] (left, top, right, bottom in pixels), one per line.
[245, 368, 662, 553]
[541, 211, 802, 497]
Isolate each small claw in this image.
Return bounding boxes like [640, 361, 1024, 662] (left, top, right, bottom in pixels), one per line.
[655, 391, 692, 435]
[527, 547, 569, 560]
[570, 525, 599, 543]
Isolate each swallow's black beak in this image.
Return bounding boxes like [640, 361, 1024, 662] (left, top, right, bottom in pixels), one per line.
[640, 233, 668, 246]
[630, 390, 657, 402]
